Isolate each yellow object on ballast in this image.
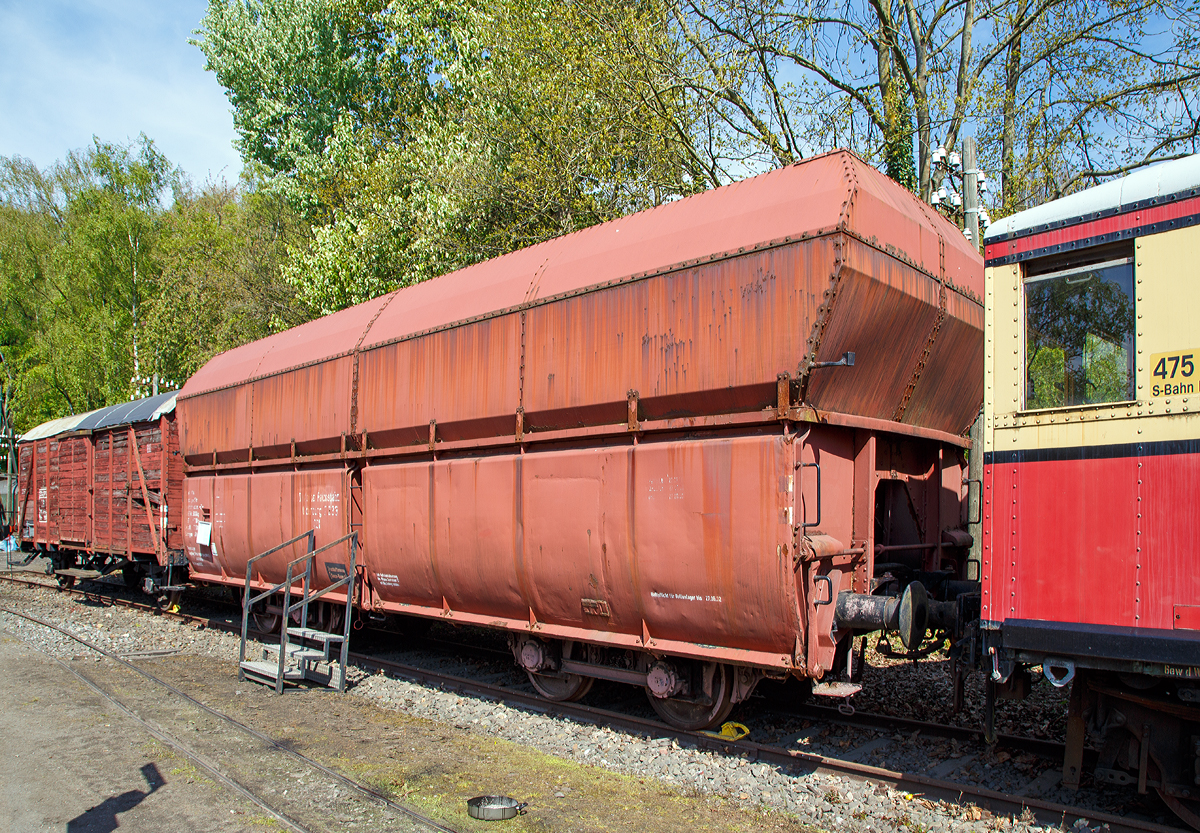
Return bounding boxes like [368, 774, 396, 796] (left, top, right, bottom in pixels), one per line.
[702, 722, 750, 741]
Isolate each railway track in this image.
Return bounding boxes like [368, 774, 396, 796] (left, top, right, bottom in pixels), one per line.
[0, 569, 1182, 833]
[0, 602, 460, 833]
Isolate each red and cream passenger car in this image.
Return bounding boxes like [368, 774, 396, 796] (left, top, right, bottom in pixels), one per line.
[982, 155, 1200, 822]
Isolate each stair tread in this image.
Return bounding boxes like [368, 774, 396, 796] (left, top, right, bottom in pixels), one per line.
[283, 646, 326, 661]
[56, 568, 104, 579]
[287, 627, 344, 643]
[240, 660, 305, 681]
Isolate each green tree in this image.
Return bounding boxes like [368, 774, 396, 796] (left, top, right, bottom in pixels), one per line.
[0, 138, 302, 431]
[145, 175, 307, 382]
[194, 0, 478, 218]
[198, 0, 703, 314]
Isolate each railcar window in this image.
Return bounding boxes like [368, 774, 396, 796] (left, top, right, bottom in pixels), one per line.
[1024, 257, 1135, 409]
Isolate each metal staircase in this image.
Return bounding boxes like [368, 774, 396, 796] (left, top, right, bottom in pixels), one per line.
[238, 530, 358, 693]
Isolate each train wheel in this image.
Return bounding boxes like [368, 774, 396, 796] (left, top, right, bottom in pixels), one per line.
[1158, 789, 1200, 830]
[647, 662, 735, 731]
[56, 574, 75, 590]
[122, 565, 140, 589]
[252, 611, 281, 634]
[1152, 751, 1200, 829]
[527, 670, 594, 702]
[312, 602, 342, 634]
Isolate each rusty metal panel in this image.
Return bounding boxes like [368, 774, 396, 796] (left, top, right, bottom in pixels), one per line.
[179, 384, 251, 463]
[902, 289, 986, 434]
[251, 356, 354, 454]
[185, 470, 348, 588]
[361, 455, 526, 621]
[357, 314, 522, 446]
[360, 462, 437, 606]
[806, 243, 942, 422]
[183, 475, 216, 579]
[182, 150, 983, 459]
[846, 157, 982, 296]
[523, 241, 831, 427]
[360, 246, 549, 347]
[356, 152, 859, 353]
[362, 432, 801, 657]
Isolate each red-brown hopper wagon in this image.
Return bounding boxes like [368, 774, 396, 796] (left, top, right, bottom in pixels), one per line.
[179, 150, 984, 727]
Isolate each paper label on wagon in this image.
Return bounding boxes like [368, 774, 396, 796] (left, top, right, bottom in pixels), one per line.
[196, 521, 212, 546]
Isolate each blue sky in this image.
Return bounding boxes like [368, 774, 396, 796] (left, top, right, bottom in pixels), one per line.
[0, 0, 242, 183]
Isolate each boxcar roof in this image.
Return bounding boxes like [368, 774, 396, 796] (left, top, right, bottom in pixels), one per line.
[985, 154, 1200, 243]
[20, 392, 177, 442]
[182, 149, 980, 399]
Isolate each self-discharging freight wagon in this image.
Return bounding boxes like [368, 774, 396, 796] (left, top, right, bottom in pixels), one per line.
[18, 150, 984, 732]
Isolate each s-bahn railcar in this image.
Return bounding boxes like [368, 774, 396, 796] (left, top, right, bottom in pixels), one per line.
[982, 155, 1200, 823]
[174, 150, 984, 728]
[16, 392, 187, 590]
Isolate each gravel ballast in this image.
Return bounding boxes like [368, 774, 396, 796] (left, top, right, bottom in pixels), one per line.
[0, 577, 1154, 833]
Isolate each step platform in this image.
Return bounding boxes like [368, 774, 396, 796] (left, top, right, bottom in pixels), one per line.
[238, 660, 306, 688]
[55, 568, 104, 580]
[287, 627, 344, 644]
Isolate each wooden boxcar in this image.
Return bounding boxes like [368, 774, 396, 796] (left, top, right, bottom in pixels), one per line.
[982, 154, 1200, 824]
[178, 150, 985, 728]
[17, 392, 187, 588]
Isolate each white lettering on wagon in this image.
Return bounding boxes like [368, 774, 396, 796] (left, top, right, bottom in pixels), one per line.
[375, 573, 401, 588]
[651, 591, 723, 603]
[646, 476, 684, 500]
[299, 488, 341, 531]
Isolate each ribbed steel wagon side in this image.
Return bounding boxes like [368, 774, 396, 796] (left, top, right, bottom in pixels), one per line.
[178, 150, 985, 727]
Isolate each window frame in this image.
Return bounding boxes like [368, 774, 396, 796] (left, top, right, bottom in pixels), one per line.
[1020, 255, 1137, 413]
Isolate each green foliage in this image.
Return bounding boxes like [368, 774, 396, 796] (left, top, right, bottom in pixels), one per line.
[201, 0, 703, 315]
[0, 140, 301, 432]
[194, 0, 479, 220]
[145, 177, 308, 384]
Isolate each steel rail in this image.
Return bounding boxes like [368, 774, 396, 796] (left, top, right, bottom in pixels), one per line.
[772, 701, 1073, 763]
[0, 605, 460, 833]
[0, 572, 1183, 832]
[0, 619, 313, 833]
[346, 652, 1181, 833]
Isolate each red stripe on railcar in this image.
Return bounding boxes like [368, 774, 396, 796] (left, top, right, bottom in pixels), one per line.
[983, 194, 1200, 263]
[983, 444, 1200, 632]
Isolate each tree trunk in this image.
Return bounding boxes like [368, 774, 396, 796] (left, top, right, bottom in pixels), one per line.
[1001, 0, 1028, 210]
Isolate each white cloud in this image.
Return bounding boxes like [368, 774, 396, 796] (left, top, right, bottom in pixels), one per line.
[0, 0, 242, 182]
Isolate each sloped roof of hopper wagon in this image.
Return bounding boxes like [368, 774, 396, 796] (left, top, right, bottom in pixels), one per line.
[181, 150, 981, 399]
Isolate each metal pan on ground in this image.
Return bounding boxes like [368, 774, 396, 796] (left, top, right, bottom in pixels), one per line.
[466, 796, 526, 821]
